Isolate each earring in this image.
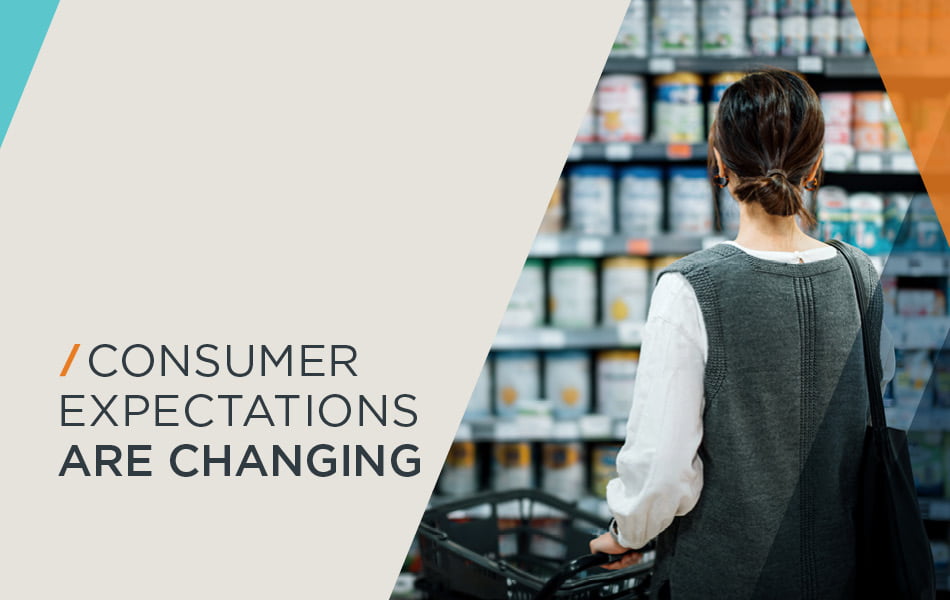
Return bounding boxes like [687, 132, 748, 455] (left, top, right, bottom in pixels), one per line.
[804, 178, 819, 192]
[714, 175, 729, 188]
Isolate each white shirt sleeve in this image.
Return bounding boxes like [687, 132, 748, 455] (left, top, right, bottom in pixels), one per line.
[605, 272, 706, 550]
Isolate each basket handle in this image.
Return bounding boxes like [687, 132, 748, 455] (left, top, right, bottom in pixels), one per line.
[533, 553, 622, 600]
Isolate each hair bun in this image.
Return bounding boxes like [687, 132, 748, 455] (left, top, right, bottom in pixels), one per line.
[766, 169, 788, 179]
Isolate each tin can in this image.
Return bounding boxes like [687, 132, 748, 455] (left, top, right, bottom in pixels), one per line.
[575, 95, 597, 143]
[591, 444, 623, 498]
[749, 15, 780, 55]
[853, 123, 884, 151]
[702, 0, 747, 56]
[781, 15, 809, 55]
[816, 186, 852, 243]
[749, 0, 778, 17]
[596, 350, 639, 419]
[494, 351, 540, 418]
[652, 0, 699, 56]
[849, 193, 886, 254]
[708, 72, 745, 128]
[839, 16, 867, 55]
[601, 257, 650, 325]
[884, 193, 912, 243]
[542, 441, 586, 501]
[618, 166, 664, 236]
[820, 91, 853, 126]
[810, 0, 839, 15]
[654, 72, 704, 143]
[824, 123, 851, 146]
[568, 164, 614, 235]
[668, 166, 713, 235]
[438, 440, 479, 496]
[596, 75, 646, 142]
[810, 15, 839, 55]
[500, 259, 545, 329]
[464, 359, 492, 420]
[780, 0, 808, 16]
[549, 258, 598, 328]
[612, 0, 649, 57]
[544, 350, 591, 420]
[492, 442, 534, 491]
[853, 92, 885, 124]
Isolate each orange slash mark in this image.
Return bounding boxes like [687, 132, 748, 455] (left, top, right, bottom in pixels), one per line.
[60, 344, 80, 376]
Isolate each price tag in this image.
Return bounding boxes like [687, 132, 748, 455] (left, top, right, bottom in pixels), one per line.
[604, 143, 634, 161]
[494, 421, 521, 441]
[666, 143, 693, 160]
[538, 329, 567, 348]
[567, 143, 584, 161]
[797, 56, 824, 73]
[577, 237, 605, 256]
[823, 144, 853, 172]
[530, 234, 559, 257]
[626, 238, 652, 255]
[856, 153, 884, 172]
[891, 151, 917, 172]
[648, 57, 675, 74]
[617, 321, 642, 345]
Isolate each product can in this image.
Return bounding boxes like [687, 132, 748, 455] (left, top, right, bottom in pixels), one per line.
[612, 0, 649, 57]
[618, 166, 664, 236]
[494, 351, 540, 418]
[654, 72, 704, 143]
[839, 16, 867, 55]
[575, 95, 597, 143]
[652, 0, 699, 56]
[780, 15, 809, 55]
[820, 91, 854, 126]
[492, 442, 534, 491]
[438, 440, 479, 496]
[596, 75, 647, 142]
[702, 0, 747, 56]
[544, 350, 591, 420]
[841, 0, 856, 16]
[779, 0, 808, 16]
[853, 91, 885, 124]
[810, 15, 839, 55]
[849, 192, 886, 254]
[500, 259, 545, 329]
[748, 0, 778, 17]
[708, 72, 745, 128]
[884, 193, 912, 243]
[668, 166, 713, 235]
[749, 15, 780, 55]
[824, 123, 852, 146]
[810, 0, 839, 15]
[538, 178, 564, 234]
[464, 359, 492, 420]
[816, 186, 852, 243]
[853, 123, 885, 151]
[549, 258, 598, 328]
[542, 441, 586, 501]
[591, 444, 623, 498]
[596, 350, 639, 419]
[568, 164, 614, 235]
[601, 257, 650, 325]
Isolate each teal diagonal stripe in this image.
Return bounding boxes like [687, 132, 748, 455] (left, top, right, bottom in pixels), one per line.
[0, 0, 59, 147]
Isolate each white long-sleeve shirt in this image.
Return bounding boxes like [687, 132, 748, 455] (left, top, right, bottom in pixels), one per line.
[605, 242, 897, 550]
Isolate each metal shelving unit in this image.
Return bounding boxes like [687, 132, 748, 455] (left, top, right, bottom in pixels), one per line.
[492, 324, 643, 351]
[601, 55, 879, 78]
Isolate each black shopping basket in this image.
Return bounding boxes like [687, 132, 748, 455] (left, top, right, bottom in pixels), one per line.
[415, 489, 653, 600]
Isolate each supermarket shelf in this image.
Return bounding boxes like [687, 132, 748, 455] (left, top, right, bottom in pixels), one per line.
[889, 316, 950, 350]
[567, 142, 705, 162]
[461, 414, 627, 442]
[492, 324, 642, 350]
[602, 55, 877, 78]
[919, 498, 950, 521]
[529, 233, 713, 258]
[884, 253, 950, 277]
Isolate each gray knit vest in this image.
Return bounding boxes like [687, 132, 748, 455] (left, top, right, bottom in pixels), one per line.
[651, 243, 881, 600]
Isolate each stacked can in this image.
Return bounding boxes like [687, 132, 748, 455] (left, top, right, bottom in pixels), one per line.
[494, 351, 540, 419]
[702, 0, 747, 56]
[821, 91, 853, 147]
[708, 72, 745, 129]
[438, 439, 479, 496]
[500, 259, 545, 328]
[549, 258, 598, 328]
[618, 166, 664, 236]
[596, 75, 647, 143]
[652, 0, 699, 56]
[539, 179, 564, 234]
[749, 0, 780, 55]
[601, 257, 651, 325]
[612, 0, 649, 57]
[492, 442, 534, 491]
[591, 444, 623, 498]
[853, 92, 886, 152]
[544, 351, 591, 420]
[569, 165, 614, 235]
[653, 73, 704, 143]
[596, 350, 640, 419]
[464, 360, 492, 421]
[668, 166, 714, 235]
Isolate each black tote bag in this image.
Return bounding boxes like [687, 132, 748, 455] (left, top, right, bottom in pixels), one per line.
[828, 240, 935, 599]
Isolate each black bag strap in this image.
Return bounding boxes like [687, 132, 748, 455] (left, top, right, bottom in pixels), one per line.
[827, 239, 887, 430]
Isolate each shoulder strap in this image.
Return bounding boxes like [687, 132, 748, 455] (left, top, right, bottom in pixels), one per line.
[827, 240, 887, 430]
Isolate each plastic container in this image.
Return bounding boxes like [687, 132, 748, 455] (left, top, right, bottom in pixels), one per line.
[750, 15, 780, 55]
[708, 71, 744, 128]
[491, 442, 534, 491]
[596, 75, 646, 142]
[544, 350, 591, 420]
[654, 72, 704, 143]
[612, 0, 649, 57]
[668, 166, 713, 235]
[701, 0, 747, 56]
[568, 164, 614, 235]
[596, 350, 640, 419]
[618, 166, 664, 236]
[494, 351, 540, 419]
[601, 257, 651, 325]
[549, 258, 598, 328]
[500, 259, 545, 329]
[652, 0, 699, 56]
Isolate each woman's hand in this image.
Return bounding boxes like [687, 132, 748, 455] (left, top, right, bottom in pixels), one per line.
[589, 532, 643, 570]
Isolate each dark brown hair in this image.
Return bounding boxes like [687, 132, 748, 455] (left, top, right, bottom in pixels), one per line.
[709, 68, 823, 226]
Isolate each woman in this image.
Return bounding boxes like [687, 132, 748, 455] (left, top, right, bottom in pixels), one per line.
[589, 68, 895, 599]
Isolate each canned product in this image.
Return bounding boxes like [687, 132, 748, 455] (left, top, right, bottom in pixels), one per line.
[652, 0, 699, 56]
[839, 16, 867, 55]
[810, 15, 839, 55]
[849, 192, 886, 254]
[612, 0, 649, 57]
[538, 178, 564, 234]
[568, 164, 614, 235]
[438, 441, 479, 496]
[749, 15, 780, 55]
[654, 72, 704, 143]
[492, 442, 534, 491]
[780, 15, 809, 55]
[494, 351, 540, 418]
[702, 0, 747, 56]
[596, 350, 639, 419]
[575, 95, 597, 143]
[748, 0, 778, 17]
[618, 166, 664, 236]
[824, 123, 852, 146]
[549, 258, 598, 328]
[542, 442, 586, 501]
[500, 259, 545, 329]
[884, 193, 912, 243]
[820, 91, 854, 126]
[464, 359, 492, 420]
[810, 0, 839, 15]
[853, 123, 885, 151]
[779, 0, 808, 16]
[853, 92, 885, 124]
[816, 186, 852, 243]
[544, 351, 591, 420]
[708, 72, 745, 128]
[596, 74, 646, 142]
[840, 0, 856, 16]
[591, 444, 623, 498]
[601, 257, 650, 325]
[668, 166, 713, 235]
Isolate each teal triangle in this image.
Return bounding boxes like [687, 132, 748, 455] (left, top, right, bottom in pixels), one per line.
[0, 1, 59, 147]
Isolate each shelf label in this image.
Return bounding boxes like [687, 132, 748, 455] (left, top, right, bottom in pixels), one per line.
[856, 152, 884, 173]
[797, 56, 824, 73]
[531, 234, 559, 256]
[626, 238, 652, 255]
[577, 237, 605, 256]
[891, 151, 917, 172]
[567, 143, 584, 161]
[647, 57, 675, 74]
[604, 143, 634, 161]
[666, 143, 693, 160]
[617, 322, 642, 345]
[538, 329, 567, 348]
[823, 144, 853, 172]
